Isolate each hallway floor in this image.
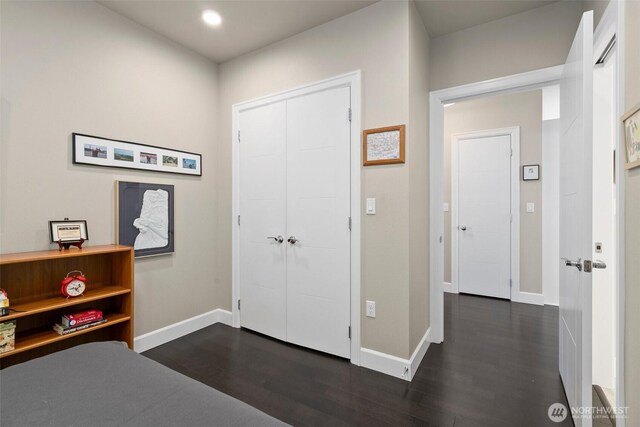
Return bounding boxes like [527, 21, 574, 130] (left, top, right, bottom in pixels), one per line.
[143, 293, 572, 426]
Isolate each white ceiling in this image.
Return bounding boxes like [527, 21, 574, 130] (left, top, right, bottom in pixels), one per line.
[98, 0, 561, 64]
[97, 0, 376, 63]
[415, 0, 559, 38]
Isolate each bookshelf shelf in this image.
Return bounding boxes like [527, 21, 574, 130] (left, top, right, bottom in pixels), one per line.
[0, 245, 134, 367]
[0, 313, 131, 358]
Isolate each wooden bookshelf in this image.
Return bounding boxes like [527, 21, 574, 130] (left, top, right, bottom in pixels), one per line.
[0, 245, 134, 367]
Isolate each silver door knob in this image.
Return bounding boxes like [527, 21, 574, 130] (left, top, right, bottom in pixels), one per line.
[593, 260, 607, 269]
[460, 225, 467, 231]
[287, 236, 299, 245]
[562, 257, 582, 271]
[267, 235, 284, 244]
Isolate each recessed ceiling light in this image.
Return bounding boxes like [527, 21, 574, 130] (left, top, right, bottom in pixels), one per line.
[202, 10, 222, 27]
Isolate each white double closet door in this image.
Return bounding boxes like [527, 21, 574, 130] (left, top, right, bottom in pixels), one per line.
[239, 86, 351, 358]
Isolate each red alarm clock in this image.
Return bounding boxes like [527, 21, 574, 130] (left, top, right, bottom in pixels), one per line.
[61, 271, 86, 298]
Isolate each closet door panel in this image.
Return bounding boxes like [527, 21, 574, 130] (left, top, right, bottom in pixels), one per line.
[285, 87, 351, 358]
[239, 102, 287, 341]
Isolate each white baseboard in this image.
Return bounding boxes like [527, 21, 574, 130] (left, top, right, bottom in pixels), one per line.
[443, 282, 457, 293]
[409, 327, 431, 378]
[361, 327, 431, 382]
[512, 291, 545, 306]
[134, 308, 233, 353]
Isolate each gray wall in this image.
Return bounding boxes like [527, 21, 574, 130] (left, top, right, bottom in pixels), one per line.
[217, 1, 429, 359]
[0, 1, 219, 336]
[624, 0, 640, 423]
[430, 1, 584, 90]
[443, 90, 543, 294]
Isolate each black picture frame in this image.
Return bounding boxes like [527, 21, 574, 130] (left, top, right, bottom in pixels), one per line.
[49, 219, 89, 242]
[116, 181, 175, 258]
[522, 164, 540, 181]
[72, 133, 202, 176]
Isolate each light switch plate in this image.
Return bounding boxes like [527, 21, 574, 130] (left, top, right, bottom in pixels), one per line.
[526, 202, 535, 213]
[366, 198, 376, 215]
[443, 203, 449, 212]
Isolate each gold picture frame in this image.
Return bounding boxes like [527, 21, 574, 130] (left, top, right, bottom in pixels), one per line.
[623, 101, 640, 170]
[363, 125, 405, 166]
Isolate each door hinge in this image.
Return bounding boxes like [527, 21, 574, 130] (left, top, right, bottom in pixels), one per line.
[510, 214, 513, 223]
[238, 300, 241, 310]
[237, 215, 241, 226]
[510, 279, 512, 288]
[348, 326, 351, 339]
[348, 108, 352, 122]
[238, 130, 241, 143]
[510, 148, 513, 157]
[348, 217, 352, 231]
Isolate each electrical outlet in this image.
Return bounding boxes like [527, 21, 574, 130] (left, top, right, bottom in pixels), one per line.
[366, 300, 376, 318]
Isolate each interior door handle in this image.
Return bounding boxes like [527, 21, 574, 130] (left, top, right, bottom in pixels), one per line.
[459, 225, 467, 231]
[562, 257, 582, 271]
[287, 236, 299, 245]
[267, 235, 284, 244]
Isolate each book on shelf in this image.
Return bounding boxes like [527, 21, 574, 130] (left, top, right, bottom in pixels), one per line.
[61, 309, 103, 328]
[53, 318, 107, 335]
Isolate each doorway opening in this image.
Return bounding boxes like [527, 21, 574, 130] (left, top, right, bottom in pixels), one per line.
[429, 5, 624, 425]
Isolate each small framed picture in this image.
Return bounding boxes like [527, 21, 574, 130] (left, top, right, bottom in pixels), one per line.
[623, 102, 640, 170]
[363, 125, 405, 166]
[49, 220, 89, 242]
[523, 164, 540, 181]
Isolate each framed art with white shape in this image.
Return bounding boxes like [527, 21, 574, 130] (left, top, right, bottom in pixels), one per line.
[522, 164, 540, 181]
[116, 181, 174, 258]
[73, 133, 202, 176]
[49, 220, 89, 242]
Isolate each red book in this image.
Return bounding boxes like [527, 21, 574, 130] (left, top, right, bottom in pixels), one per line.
[61, 309, 103, 328]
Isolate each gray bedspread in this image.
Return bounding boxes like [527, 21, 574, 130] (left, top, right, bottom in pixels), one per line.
[0, 341, 288, 427]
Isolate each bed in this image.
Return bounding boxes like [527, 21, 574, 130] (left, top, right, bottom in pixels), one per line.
[0, 341, 287, 427]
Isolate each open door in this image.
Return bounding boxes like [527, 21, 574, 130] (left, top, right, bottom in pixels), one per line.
[559, 10, 594, 427]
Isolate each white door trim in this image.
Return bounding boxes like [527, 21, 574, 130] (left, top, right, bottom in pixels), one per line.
[231, 71, 362, 365]
[451, 127, 520, 301]
[429, 65, 562, 343]
[615, 1, 626, 423]
[594, 1, 626, 423]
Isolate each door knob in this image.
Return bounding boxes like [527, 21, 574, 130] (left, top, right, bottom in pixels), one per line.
[583, 259, 606, 272]
[460, 225, 467, 231]
[287, 236, 299, 245]
[267, 235, 284, 244]
[562, 257, 582, 271]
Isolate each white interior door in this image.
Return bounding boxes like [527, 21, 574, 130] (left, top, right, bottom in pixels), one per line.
[559, 11, 593, 427]
[238, 102, 287, 341]
[456, 134, 511, 299]
[285, 87, 351, 358]
[592, 47, 616, 391]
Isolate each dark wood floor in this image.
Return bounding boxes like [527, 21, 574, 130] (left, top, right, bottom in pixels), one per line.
[143, 293, 572, 426]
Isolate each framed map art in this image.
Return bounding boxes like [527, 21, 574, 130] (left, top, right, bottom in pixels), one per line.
[363, 125, 405, 166]
[116, 181, 174, 258]
[623, 102, 640, 170]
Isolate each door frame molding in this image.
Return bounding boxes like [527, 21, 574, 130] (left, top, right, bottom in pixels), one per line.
[594, 1, 626, 422]
[451, 127, 520, 300]
[429, 65, 562, 344]
[231, 71, 362, 365]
